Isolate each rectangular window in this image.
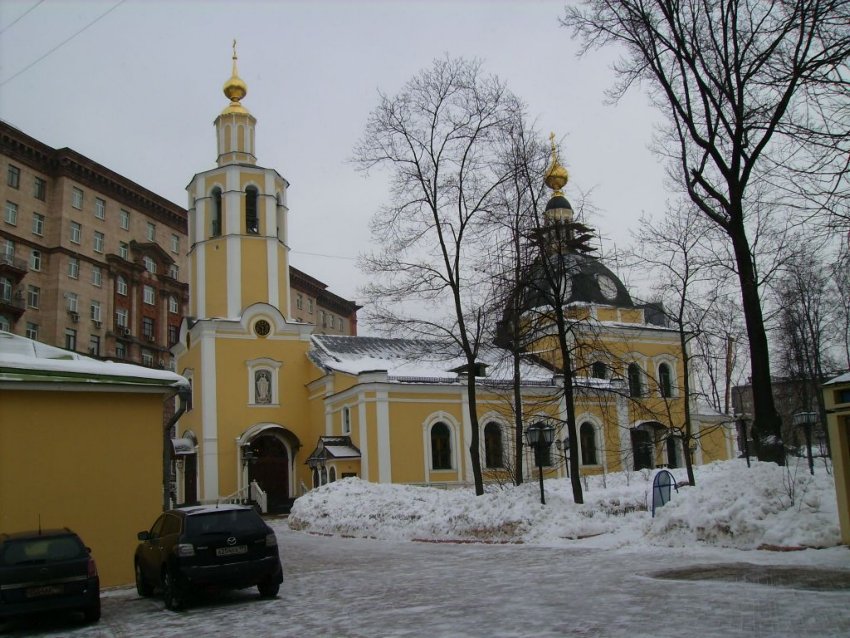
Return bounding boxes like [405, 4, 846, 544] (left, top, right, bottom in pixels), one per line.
[143, 255, 156, 273]
[71, 187, 83, 209]
[91, 265, 102, 287]
[66, 292, 78, 313]
[0, 277, 11, 301]
[33, 177, 46, 201]
[25, 322, 38, 340]
[68, 257, 79, 279]
[29, 249, 41, 271]
[93, 230, 104, 253]
[119, 241, 129, 259]
[70, 221, 81, 244]
[117, 276, 128, 296]
[171, 234, 179, 254]
[116, 307, 128, 328]
[94, 198, 105, 220]
[4, 201, 17, 225]
[115, 341, 126, 359]
[143, 284, 155, 305]
[7, 165, 20, 189]
[146, 222, 155, 241]
[65, 328, 77, 351]
[2, 239, 14, 260]
[120, 209, 130, 230]
[141, 349, 154, 367]
[307, 299, 313, 314]
[90, 300, 101, 322]
[32, 213, 44, 236]
[168, 295, 179, 314]
[26, 285, 40, 308]
[88, 335, 100, 356]
[168, 324, 178, 346]
[342, 407, 351, 434]
[296, 294, 303, 310]
[142, 316, 154, 339]
[168, 264, 179, 279]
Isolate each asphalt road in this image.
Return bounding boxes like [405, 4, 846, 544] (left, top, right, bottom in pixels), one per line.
[3, 526, 849, 637]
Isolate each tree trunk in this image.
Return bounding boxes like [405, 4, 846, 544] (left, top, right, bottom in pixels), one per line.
[466, 370, 484, 495]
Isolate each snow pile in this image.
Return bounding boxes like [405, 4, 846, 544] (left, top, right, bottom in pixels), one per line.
[288, 459, 841, 550]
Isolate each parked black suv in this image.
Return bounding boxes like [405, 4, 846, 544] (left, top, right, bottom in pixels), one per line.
[134, 504, 282, 610]
[0, 528, 100, 624]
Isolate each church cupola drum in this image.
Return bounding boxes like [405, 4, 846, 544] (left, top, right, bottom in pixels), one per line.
[186, 43, 291, 321]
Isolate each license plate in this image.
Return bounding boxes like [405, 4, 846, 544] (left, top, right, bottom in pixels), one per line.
[26, 584, 63, 598]
[215, 545, 247, 556]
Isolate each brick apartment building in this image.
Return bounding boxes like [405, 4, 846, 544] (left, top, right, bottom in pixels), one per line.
[0, 121, 358, 368]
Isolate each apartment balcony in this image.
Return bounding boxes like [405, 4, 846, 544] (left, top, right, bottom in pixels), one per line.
[0, 254, 27, 283]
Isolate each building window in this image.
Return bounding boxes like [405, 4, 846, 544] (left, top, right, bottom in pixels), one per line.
[4, 201, 17, 225]
[26, 285, 40, 308]
[1, 239, 14, 260]
[143, 255, 156, 273]
[142, 317, 155, 340]
[591, 361, 608, 379]
[95, 198, 105, 220]
[628, 363, 644, 398]
[33, 177, 46, 201]
[0, 277, 11, 301]
[115, 341, 126, 359]
[25, 322, 38, 340]
[32, 213, 44, 236]
[146, 222, 155, 241]
[88, 335, 100, 356]
[65, 328, 77, 350]
[0, 315, 9, 332]
[70, 221, 81, 244]
[484, 422, 503, 468]
[337, 317, 343, 330]
[90, 300, 101, 323]
[66, 292, 78, 313]
[143, 285, 155, 305]
[307, 299, 313, 314]
[580, 423, 598, 465]
[7, 165, 20, 189]
[116, 307, 128, 328]
[296, 294, 303, 310]
[245, 186, 259, 234]
[168, 295, 178, 314]
[211, 187, 222, 237]
[168, 324, 178, 346]
[71, 187, 83, 209]
[168, 264, 179, 279]
[659, 363, 673, 398]
[120, 209, 130, 230]
[29, 249, 41, 271]
[93, 230, 104, 253]
[171, 234, 179, 254]
[68, 257, 79, 279]
[430, 422, 452, 470]
[119, 241, 129, 259]
[254, 369, 272, 404]
[117, 275, 128, 296]
[141, 349, 154, 367]
[342, 407, 351, 434]
[91, 265, 102, 287]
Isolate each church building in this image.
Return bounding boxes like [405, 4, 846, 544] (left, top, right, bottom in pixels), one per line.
[173, 51, 735, 512]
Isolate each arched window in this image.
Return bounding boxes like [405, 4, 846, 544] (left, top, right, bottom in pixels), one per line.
[320, 467, 328, 486]
[312, 468, 319, 489]
[245, 186, 259, 234]
[659, 363, 673, 398]
[666, 436, 680, 468]
[329, 467, 337, 483]
[431, 422, 452, 470]
[484, 422, 503, 468]
[211, 188, 222, 237]
[628, 363, 643, 397]
[591, 361, 607, 379]
[580, 423, 597, 465]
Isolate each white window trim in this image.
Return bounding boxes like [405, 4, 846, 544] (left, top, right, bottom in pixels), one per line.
[422, 412, 460, 474]
[654, 356, 679, 398]
[246, 357, 282, 406]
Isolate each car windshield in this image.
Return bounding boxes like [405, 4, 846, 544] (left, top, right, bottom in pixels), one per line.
[185, 510, 264, 536]
[0, 535, 86, 566]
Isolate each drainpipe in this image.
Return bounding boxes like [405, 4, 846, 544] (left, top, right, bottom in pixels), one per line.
[163, 387, 191, 511]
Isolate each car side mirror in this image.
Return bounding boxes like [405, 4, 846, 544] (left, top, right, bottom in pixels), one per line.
[85, 547, 92, 554]
[137, 531, 151, 541]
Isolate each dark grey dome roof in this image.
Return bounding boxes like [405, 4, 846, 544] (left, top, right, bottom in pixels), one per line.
[522, 252, 634, 309]
[545, 195, 572, 211]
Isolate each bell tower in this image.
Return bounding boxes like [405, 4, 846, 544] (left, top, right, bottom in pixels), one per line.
[185, 42, 291, 320]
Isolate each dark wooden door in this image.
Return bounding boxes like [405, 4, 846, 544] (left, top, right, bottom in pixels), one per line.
[250, 435, 289, 511]
[184, 454, 198, 505]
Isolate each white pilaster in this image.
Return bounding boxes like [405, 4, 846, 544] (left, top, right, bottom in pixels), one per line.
[200, 330, 219, 500]
[358, 396, 369, 481]
[461, 386, 472, 484]
[376, 391, 391, 483]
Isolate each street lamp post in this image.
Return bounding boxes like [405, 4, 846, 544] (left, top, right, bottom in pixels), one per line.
[554, 435, 570, 478]
[792, 411, 818, 476]
[734, 413, 751, 468]
[525, 422, 555, 505]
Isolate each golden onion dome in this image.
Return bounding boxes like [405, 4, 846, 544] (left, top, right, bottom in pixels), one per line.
[222, 39, 249, 115]
[544, 132, 569, 193]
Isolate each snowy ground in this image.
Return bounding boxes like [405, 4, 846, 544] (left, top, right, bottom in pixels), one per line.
[3, 459, 849, 637]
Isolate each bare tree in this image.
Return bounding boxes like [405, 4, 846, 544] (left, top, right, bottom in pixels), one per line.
[563, 0, 850, 464]
[353, 56, 525, 495]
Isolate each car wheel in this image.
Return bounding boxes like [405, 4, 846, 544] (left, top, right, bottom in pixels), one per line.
[162, 568, 185, 611]
[83, 597, 101, 623]
[135, 561, 153, 597]
[257, 580, 280, 598]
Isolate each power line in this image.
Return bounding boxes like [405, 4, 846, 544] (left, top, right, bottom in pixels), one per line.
[291, 249, 358, 262]
[0, 0, 126, 88]
[0, 0, 45, 36]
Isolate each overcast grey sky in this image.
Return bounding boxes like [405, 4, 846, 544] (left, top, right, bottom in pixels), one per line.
[0, 0, 667, 303]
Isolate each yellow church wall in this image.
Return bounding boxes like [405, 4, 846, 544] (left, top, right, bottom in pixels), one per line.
[202, 238, 230, 317]
[0, 390, 167, 587]
[240, 238, 269, 307]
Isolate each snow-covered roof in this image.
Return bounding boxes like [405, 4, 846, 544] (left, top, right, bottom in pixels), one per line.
[310, 335, 555, 385]
[825, 371, 850, 386]
[0, 330, 188, 390]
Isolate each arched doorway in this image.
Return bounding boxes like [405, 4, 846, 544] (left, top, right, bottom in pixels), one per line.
[631, 422, 666, 470]
[249, 434, 290, 512]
